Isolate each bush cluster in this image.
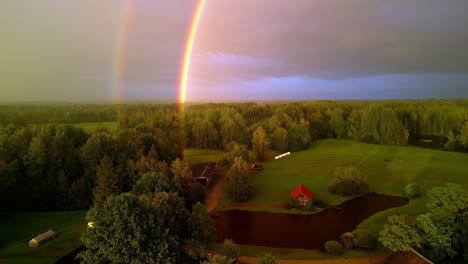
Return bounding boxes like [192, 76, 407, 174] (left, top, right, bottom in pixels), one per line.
[352, 229, 377, 250]
[329, 166, 368, 195]
[324, 240, 344, 255]
[404, 183, 420, 198]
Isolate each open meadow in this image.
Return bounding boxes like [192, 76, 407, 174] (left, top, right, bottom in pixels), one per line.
[218, 139, 468, 258]
[0, 211, 86, 264]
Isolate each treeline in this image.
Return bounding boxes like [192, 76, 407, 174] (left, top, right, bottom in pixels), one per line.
[182, 100, 468, 151]
[1, 100, 467, 211]
[0, 104, 117, 125]
[0, 117, 180, 210]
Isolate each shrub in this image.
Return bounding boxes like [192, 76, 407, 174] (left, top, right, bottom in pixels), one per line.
[225, 157, 253, 202]
[352, 229, 377, 250]
[185, 238, 207, 260]
[404, 183, 420, 198]
[258, 253, 277, 264]
[219, 239, 240, 260]
[324, 240, 344, 255]
[340, 232, 354, 249]
[312, 198, 327, 208]
[328, 166, 368, 195]
[202, 254, 234, 264]
[190, 182, 206, 204]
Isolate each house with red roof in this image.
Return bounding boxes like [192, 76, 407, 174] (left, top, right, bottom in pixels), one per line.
[290, 183, 313, 207]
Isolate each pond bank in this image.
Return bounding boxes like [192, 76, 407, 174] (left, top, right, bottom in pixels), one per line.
[213, 193, 408, 249]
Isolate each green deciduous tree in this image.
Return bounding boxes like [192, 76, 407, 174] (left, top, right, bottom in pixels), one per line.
[288, 121, 311, 150]
[219, 239, 240, 261]
[131, 172, 177, 196]
[380, 184, 468, 262]
[271, 127, 288, 152]
[202, 254, 234, 264]
[225, 157, 253, 202]
[324, 240, 344, 255]
[186, 202, 216, 259]
[190, 182, 206, 205]
[171, 158, 192, 195]
[219, 141, 250, 168]
[379, 214, 422, 252]
[252, 126, 270, 161]
[404, 183, 420, 198]
[258, 253, 277, 264]
[461, 121, 468, 147]
[340, 232, 354, 249]
[93, 156, 121, 207]
[329, 166, 368, 195]
[352, 229, 377, 250]
[79, 193, 179, 264]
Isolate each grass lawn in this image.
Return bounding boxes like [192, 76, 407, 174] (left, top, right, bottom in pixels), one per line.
[0, 211, 87, 264]
[184, 148, 280, 166]
[184, 148, 226, 166]
[28, 122, 119, 138]
[218, 139, 468, 257]
[72, 122, 119, 137]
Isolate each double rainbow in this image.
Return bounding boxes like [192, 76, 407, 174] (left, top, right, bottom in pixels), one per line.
[176, 0, 206, 158]
[178, 0, 206, 105]
[113, 0, 205, 105]
[113, 0, 206, 157]
[113, 0, 134, 104]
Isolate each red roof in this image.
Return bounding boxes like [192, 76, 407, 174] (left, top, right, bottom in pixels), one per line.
[290, 183, 313, 199]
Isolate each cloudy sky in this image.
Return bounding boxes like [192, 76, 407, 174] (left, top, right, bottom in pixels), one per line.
[1, 0, 468, 102]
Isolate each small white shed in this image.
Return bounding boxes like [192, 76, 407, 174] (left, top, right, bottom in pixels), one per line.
[29, 230, 56, 247]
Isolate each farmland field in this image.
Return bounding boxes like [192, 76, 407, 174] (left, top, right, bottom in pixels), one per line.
[72, 122, 118, 137]
[222, 139, 468, 232]
[0, 211, 86, 264]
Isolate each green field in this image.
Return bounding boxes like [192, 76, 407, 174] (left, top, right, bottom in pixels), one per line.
[223, 139, 468, 229]
[218, 139, 468, 258]
[184, 148, 225, 165]
[0, 211, 87, 264]
[184, 148, 280, 166]
[28, 122, 119, 137]
[72, 122, 119, 137]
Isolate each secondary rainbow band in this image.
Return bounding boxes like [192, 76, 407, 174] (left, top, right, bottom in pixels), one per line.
[113, 0, 134, 103]
[178, 0, 206, 104]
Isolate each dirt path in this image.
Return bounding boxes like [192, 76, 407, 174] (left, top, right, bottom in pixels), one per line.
[237, 254, 389, 264]
[205, 171, 226, 212]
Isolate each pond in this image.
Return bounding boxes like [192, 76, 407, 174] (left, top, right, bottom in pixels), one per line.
[407, 135, 447, 149]
[213, 193, 408, 249]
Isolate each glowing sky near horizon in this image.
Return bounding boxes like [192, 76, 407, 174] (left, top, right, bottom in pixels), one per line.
[1, 0, 468, 102]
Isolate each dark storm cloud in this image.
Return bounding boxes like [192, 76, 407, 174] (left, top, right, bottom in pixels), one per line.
[193, 0, 468, 80]
[0, 0, 196, 102]
[1, 0, 467, 102]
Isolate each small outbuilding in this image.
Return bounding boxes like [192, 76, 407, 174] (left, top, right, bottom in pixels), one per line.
[191, 162, 216, 188]
[290, 183, 313, 207]
[251, 164, 263, 173]
[29, 230, 56, 247]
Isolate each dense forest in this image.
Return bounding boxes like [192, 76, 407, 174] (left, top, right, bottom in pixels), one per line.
[1, 100, 467, 211]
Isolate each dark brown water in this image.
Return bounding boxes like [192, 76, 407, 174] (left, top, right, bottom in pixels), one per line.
[213, 193, 408, 249]
[408, 135, 447, 149]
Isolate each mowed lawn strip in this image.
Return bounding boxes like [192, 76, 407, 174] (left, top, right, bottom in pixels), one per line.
[0, 211, 87, 264]
[27, 122, 119, 137]
[215, 139, 467, 258]
[222, 139, 467, 228]
[72, 122, 119, 137]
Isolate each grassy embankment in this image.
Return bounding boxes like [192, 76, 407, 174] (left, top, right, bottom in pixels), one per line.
[0, 211, 87, 264]
[216, 139, 468, 259]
